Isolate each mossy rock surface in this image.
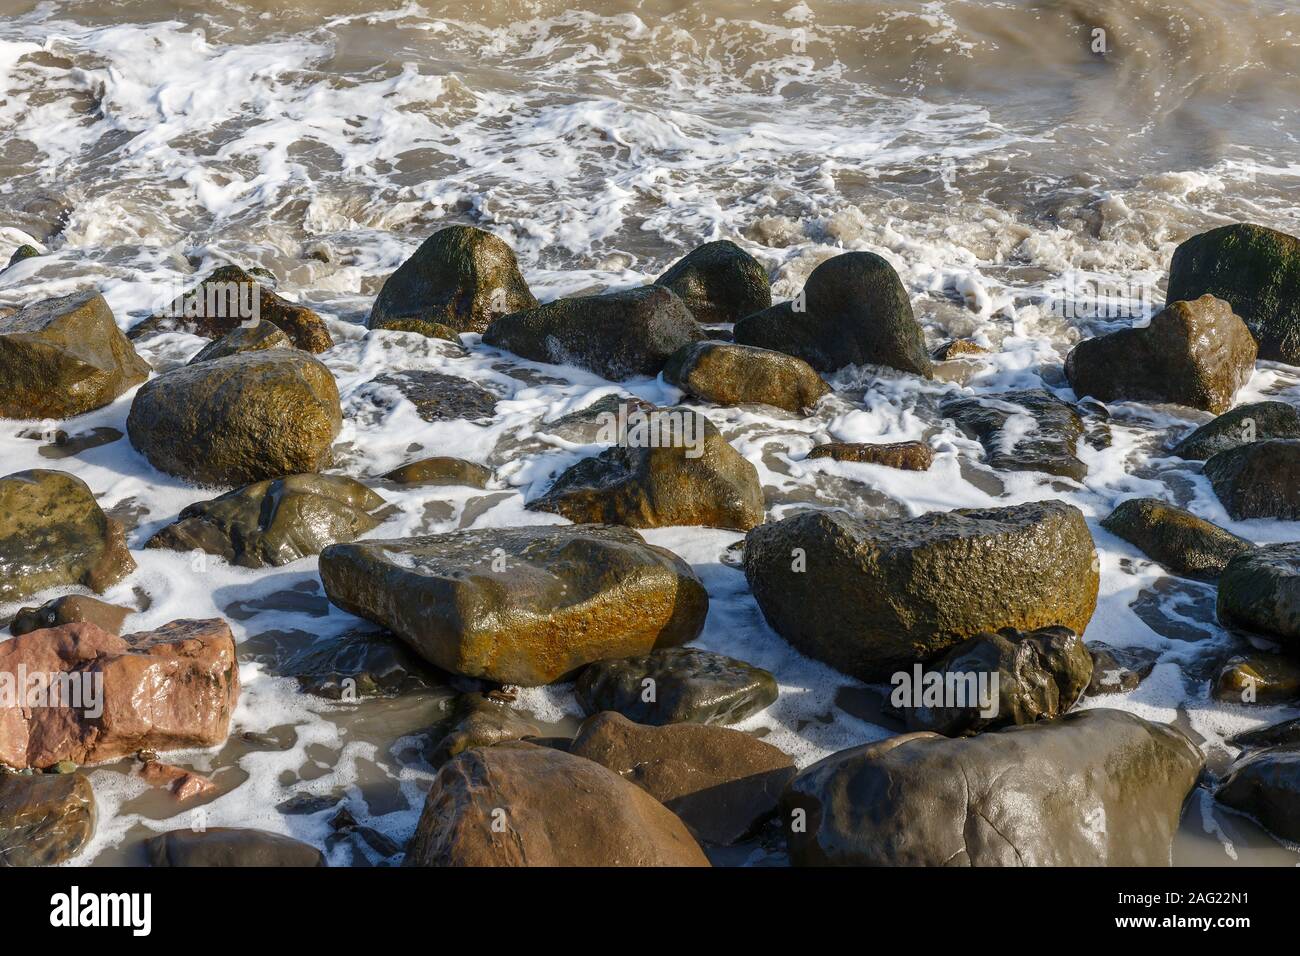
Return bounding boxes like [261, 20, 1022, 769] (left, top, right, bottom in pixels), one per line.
[663, 339, 828, 414]
[1101, 497, 1252, 580]
[654, 240, 771, 324]
[1203, 439, 1300, 519]
[188, 319, 292, 364]
[1170, 401, 1300, 460]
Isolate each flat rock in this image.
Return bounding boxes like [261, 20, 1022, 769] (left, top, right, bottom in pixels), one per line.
[807, 440, 933, 470]
[1229, 718, 1300, 750]
[147, 827, 325, 867]
[654, 240, 771, 324]
[1203, 439, 1300, 519]
[1170, 401, 1300, 460]
[663, 340, 828, 414]
[1101, 497, 1253, 580]
[427, 693, 543, 766]
[941, 389, 1087, 481]
[188, 319, 292, 364]
[247, 626, 438, 699]
[0, 771, 95, 866]
[11, 595, 131, 637]
[380, 456, 491, 487]
[1217, 745, 1300, 842]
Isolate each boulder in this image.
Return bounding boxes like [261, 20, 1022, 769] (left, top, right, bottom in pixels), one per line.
[127, 350, 341, 486]
[0, 771, 95, 866]
[0, 618, 239, 769]
[138, 760, 216, 801]
[368, 226, 537, 336]
[1216, 745, 1300, 842]
[576, 647, 778, 726]
[147, 828, 325, 867]
[187, 319, 292, 364]
[571, 711, 794, 845]
[0, 470, 135, 603]
[247, 626, 438, 700]
[743, 501, 1098, 681]
[1170, 401, 1300, 460]
[806, 440, 933, 470]
[404, 741, 708, 866]
[654, 240, 771, 324]
[319, 525, 708, 686]
[1212, 654, 1300, 705]
[783, 709, 1203, 865]
[733, 252, 932, 377]
[145, 474, 387, 568]
[427, 693, 543, 766]
[1101, 497, 1252, 580]
[526, 408, 764, 531]
[483, 285, 703, 380]
[663, 340, 828, 414]
[5, 244, 40, 269]
[1085, 642, 1158, 697]
[1064, 296, 1257, 413]
[0, 290, 150, 419]
[11, 595, 131, 637]
[1218, 543, 1300, 649]
[940, 389, 1087, 481]
[358, 370, 498, 423]
[1166, 223, 1300, 364]
[1229, 718, 1300, 750]
[379, 456, 491, 487]
[1203, 440, 1300, 520]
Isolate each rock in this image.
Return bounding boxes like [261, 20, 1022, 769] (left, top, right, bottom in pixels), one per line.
[940, 389, 1087, 481]
[369, 226, 537, 336]
[0, 618, 239, 769]
[890, 626, 1092, 736]
[380, 457, 491, 487]
[320, 524, 708, 686]
[654, 240, 771, 325]
[147, 828, 325, 867]
[0, 470, 135, 602]
[10, 595, 131, 637]
[5, 244, 40, 269]
[783, 708, 1203, 865]
[1085, 642, 1158, 697]
[129, 265, 333, 352]
[571, 711, 794, 845]
[1101, 497, 1252, 580]
[576, 647, 778, 726]
[733, 252, 932, 377]
[526, 408, 764, 531]
[1203, 440, 1300, 520]
[359, 370, 498, 423]
[0, 290, 150, 419]
[1212, 654, 1300, 704]
[1166, 223, 1300, 364]
[1064, 296, 1257, 413]
[933, 339, 990, 360]
[743, 501, 1098, 681]
[145, 474, 387, 568]
[1170, 401, 1300, 460]
[187, 319, 292, 364]
[1229, 718, 1300, 750]
[806, 440, 933, 470]
[427, 693, 543, 766]
[0, 771, 95, 866]
[404, 741, 709, 866]
[127, 350, 341, 486]
[138, 760, 216, 800]
[663, 340, 828, 413]
[483, 285, 703, 380]
[1218, 544, 1300, 650]
[1216, 745, 1300, 842]
[255, 626, 439, 699]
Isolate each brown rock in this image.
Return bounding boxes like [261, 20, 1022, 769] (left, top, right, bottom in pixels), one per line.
[138, 760, 217, 800]
[10, 595, 132, 637]
[662, 340, 829, 414]
[147, 827, 325, 866]
[933, 339, 990, 360]
[379, 457, 492, 487]
[0, 770, 95, 866]
[806, 440, 933, 470]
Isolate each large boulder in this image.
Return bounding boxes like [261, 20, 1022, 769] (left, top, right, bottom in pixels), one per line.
[483, 285, 703, 380]
[187, 319, 292, 365]
[571, 712, 795, 845]
[733, 252, 932, 377]
[1166, 223, 1300, 364]
[127, 350, 341, 486]
[145, 474, 388, 568]
[0, 619, 239, 769]
[654, 240, 771, 325]
[940, 390, 1087, 481]
[147, 828, 325, 867]
[0, 470, 135, 603]
[1203, 440, 1300, 520]
[743, 501, 1098, 681]
[404, 741, 709, 866]
[526, 407, 764, 531]
[1217, 543, 1300, 650]
[0, 771, 95, 866]
[807, 440, 933, 470]
[1170, 401, 1300, 460]
[663, 340, 828, 414]
[1101, 497, 1252, 580]
[319, 525, 708, 686]
[368, 225, 537, 336]
[783, 709, 1203, 865]
[1216, 745, 1300, 843]
[1064, 296, 1257, 413]
[0, 290, 150, 419]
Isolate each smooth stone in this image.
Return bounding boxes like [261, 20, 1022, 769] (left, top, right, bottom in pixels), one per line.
[663, 340, 828, 414]
[806, 440, 933, 470]
[251, 626, 440, 699]
[1212, 653, 1300, 704]
[1085, 642, 1159, 697]
[1101, 497, 1253, 580]
[1203, 440, 1300, 520]
[0, 771, 95, 866]
[359, 369, 498, 423]
[187, 319, 292, 364]
[379, 456, 491, 487]
[426, 693, 543, 766]
[654, 240, 771, 325]
[1170, 401, 1300, 460]
[1229, 718, 1300, 751]
[941, 389, 1087, 481]
[10, 595, 131, 637]
[147, 828, 325, 867]
[1216, 745, 1300, 842]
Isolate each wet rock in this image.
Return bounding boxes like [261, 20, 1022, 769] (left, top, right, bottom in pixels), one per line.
[380, 456, 491, 487]
[571, 711, 794, 845]
[734, 252, 932, 377]
[783, 708, 1203, 865]
[1212, 654, 1300, 705]
[127, 350, 341, 486]
[654, 240, 771, 325]
[527, 408, 764, 531]
[1170, 401, 1300, 460]
[1085, 642, 1158, 697]
[0, 771, 95, 866]
[1229, 718, 1300, 751]
[941, 389, 1087, 481]
[147, 828, 325, 867]
[320, 524, 708, 686]
[359, 370, 498, 423]
[21, 425, 124, 460]
[145, 474, 387, 568]
[484, 285, 703, 380]
[10, 595, 131, 637]
[1101, 497, 1253, 580]
[1166, 223, 1300, 364]
[129, 265, 333, 352]
[743, 501, 1098, 681]
[5, 244, 40, 269]
[1203, 440, 1300, 520]
[933, 339, 990, 360]
[187, 319, 292, 364]
[1064, 296, 1257, 413]
[405, 741, 709, 866]
[427, 693, 543, 766]
[0, 290, 150, 419]
[576, 647, 778, 726]
[369, 225, 537, 336]
[1219, 544, 1300, 645]
[0, 618, 239, 769]
[138, 760, 216, 801]
[807, 440, 933, 470]
[0, 470, 135, 602]
[663, 340, 828, 413]
[258, 627, 439, 699]
[1216, 745, 1300, 842]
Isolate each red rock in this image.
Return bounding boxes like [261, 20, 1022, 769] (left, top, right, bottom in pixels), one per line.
[139, 760, 217, 800]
